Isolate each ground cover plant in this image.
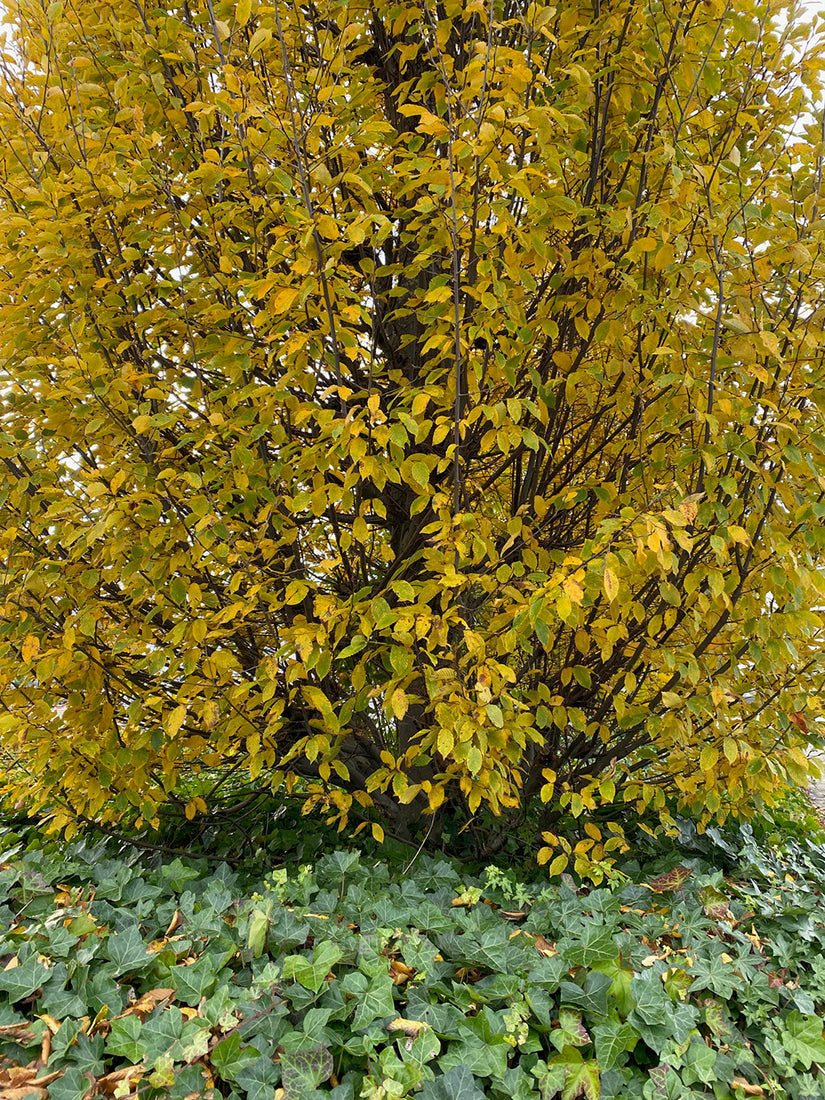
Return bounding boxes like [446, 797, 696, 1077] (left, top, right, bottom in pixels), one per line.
[2, 823, 825, 1099]
[3, 0, 825, 867]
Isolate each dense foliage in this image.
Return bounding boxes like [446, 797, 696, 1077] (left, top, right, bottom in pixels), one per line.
[2, 824, 825, 1098]
[1, 0, 825, 858]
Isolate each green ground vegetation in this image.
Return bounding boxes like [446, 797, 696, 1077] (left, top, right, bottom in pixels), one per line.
[1, 809, 825, 1099]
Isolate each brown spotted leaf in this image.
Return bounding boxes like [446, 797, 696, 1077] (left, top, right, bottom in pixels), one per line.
[645, 867, 693, 894]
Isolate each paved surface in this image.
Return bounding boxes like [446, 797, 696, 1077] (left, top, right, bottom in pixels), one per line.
[808, 753, 825, 813]
[810, 781, 825, 812]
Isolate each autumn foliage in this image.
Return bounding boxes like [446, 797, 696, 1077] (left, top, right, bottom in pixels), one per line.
[1, 0, 825, 867]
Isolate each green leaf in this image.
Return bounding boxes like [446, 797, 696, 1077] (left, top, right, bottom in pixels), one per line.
[371, 597, 395, 630]
[247, 907, 270, 958]
[105, 1013, 143, 1062]
[592, 1019, 638, 1070]
[280, 1043, 334, 1099]
[627, 972, 670, 1028]
[282, 941, 343, 993]
[410, 460, 430, 489]
[420, 1066, 486, 1100]
[559, 972, 612, 1020]
[0, 956, 51, 1002]
[562, 923, 617, 968]
[103, 925, 151, 976]
[149, 1052, 176, 1089]
[683, 1036, 718, 1084]
[549, 1007, 590, 1052]
[781, 1010, 825, 1069]
[545, 1046, 600, 1100]
[486, 704, 504, 728]
[211, 1030, 259, 1079]
[140, 1004, 183, 1063]
[168, 952, 219, 1004]
[349, 971, 396, 1030]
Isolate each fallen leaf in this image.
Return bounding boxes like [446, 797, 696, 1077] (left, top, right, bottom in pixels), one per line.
[387, 1018, 429, 1039]
[732, 1078, 765, 1096]
[388, 959, 415, 986]
[530, 934, 557, 957]
[97, 1065, 144, 1094]
[0, 1023, 38, 1044]
[0, 1067, 63, 1088]
[113, 988, 174, 1020]
[164, 910, 182, 936]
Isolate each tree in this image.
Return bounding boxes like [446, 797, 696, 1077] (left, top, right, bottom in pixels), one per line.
[0, 0, 824, 868]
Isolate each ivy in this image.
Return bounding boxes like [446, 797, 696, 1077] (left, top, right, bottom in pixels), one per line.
[0, 825, 824, 1097]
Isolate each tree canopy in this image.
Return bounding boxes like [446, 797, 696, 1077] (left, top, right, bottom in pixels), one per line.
[1, 0, 825, 868]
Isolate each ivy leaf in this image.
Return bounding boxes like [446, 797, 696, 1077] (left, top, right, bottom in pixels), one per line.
[282, 941, 343, 993]
[420, 1065, 487, 1100]
[561, 923, 617, 968]
[103, 926, 151, 976]
[592, 1020, 638, 1070]
[247, 907, 270, 958]
[559, 972, 613, 1020]
[211, 1030, 259, 1080]
[698, 885, 734, 921]
[0, 956, 51, 1003]
[168, 953, 220, 1005]
[644, 867, 693, 894]
[628, 971, 671, 1028]
[348, 970, 396, 1031]
[105, 1014, 143, 1063]
[545, 1046, 600, 1100]
[280, 1044, 334, 1099]
[781, 1010, 825, 1069]
[140, 1005, 183, 1064]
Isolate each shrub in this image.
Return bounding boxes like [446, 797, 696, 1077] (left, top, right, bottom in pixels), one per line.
[1, 0, 825, 861]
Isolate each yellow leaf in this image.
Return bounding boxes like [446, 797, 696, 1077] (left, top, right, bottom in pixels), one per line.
[387, 1017, 428, 1038]
[236, 0, 252, 26]
[437, 728, 454, 757]
[21, 635, 40, 663]
[700, 745, 718, 770]
[428, 784, 446, 811]
[248, 26, 271, 52]
[269, 286, 300, 315]
[603, 567, 619, 602]
[390, 688, 409, 720]
[546, 854, 568, 876]
[202, 700, 220, 730]
[557, 595, 573, 620]
[110, 469, 126, 494]
[165, 704, 187, 737]
[316, 214, 338, 240]
[371, 823, 384, 843]
[562, 576, 584, 603]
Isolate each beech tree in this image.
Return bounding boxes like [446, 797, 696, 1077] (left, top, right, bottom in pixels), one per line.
[1, 0, 825, 868]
